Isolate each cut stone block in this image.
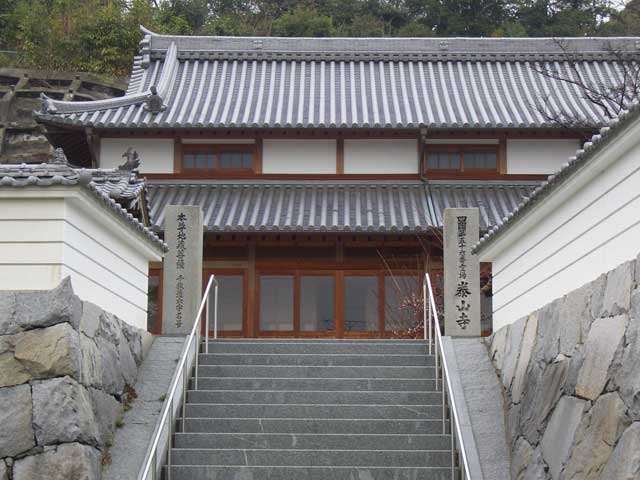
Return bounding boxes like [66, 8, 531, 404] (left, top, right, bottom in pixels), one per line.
[541, 395, 586, 480]
[575, 315, 626, 400]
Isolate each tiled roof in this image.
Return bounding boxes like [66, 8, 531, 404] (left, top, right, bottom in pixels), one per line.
[473, 101, 640, 253]
[36, 31, 640, 130]
[0, 151, 166, 251]
[147, 180, 538, 233]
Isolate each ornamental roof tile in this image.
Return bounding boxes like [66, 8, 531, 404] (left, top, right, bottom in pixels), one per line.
[0, 150, 166, 251]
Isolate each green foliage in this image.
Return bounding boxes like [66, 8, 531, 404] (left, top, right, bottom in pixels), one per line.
[272, 6, 335, 36]
[0, 0, 632, 76]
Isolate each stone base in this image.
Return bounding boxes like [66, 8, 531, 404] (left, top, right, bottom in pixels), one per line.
[488, 256, 640, 479]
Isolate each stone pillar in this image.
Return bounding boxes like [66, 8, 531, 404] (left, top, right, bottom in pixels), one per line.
[162, 206, 203, 335]
[443, 208, 481, 337]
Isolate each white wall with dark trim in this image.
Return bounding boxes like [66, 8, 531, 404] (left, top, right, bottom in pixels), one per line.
[481, 116, 640, 330]
[0, 187, 163, 329]
[506, 139, 580, 174]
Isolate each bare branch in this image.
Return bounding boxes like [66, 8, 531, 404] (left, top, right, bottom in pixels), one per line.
[531, 38, 640, 128]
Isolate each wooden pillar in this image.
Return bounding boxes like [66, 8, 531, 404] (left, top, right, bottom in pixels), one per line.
[246, 243, 257, 337]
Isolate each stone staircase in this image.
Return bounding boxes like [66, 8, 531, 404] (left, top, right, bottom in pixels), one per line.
[164, 339, 452, 479]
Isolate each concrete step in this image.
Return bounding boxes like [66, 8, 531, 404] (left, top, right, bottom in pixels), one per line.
[198, 353, 433, 366]
[184, 403, 442, 420]
[205, 341, 429, 355]
[186, 389, 441, 405]
[163, 465, 454, 480]
[197, 365, 435, 379]
[169, 448, 451, 467]
[190, 377, 436, 391]
[173, 432, 451, 450]
[182, 418, 449, 435]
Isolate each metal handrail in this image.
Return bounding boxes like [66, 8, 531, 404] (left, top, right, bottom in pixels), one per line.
[423, 273, 471, 479]
[137, 274, 219, 480]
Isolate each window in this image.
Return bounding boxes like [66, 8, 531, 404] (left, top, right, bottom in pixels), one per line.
[384, 275, 420, 332]
[207, 275, 244, 331]
[181, 144, 255, 173]
[426, 145, 499, 173]
[259, 275, 294, 331]
[344, 275, 379, 332]
[300, 275, 335, 331]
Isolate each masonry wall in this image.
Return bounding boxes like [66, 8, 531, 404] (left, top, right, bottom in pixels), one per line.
[0, 278, 152, 480]
[488, 255, 640, 480]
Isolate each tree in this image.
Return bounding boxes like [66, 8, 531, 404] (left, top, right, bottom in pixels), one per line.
[533, 39, 640, 129]
[271, 6, 335, 37]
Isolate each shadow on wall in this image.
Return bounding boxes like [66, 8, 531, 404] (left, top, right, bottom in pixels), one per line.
[0, 277, 152, 480]
[487, 254, 640, 480]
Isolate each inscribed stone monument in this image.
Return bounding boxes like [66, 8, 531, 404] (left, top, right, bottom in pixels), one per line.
[162, 205, 203, 334]
[443, 208, 481, 336]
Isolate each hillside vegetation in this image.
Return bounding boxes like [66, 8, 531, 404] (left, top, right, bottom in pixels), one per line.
[0, 0, 638, 76]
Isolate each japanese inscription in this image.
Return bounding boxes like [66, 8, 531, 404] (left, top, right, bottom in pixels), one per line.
[444, 208, 480, 337]
[175, 213, 187, 327]
[162, 206, 203, 335]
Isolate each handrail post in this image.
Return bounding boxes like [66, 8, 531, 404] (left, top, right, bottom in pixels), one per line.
[442, 377, 447, 434]
[451, 412, 456, 480]
[435, 341, 439, 391]
[214, 281, 219, 340]
[194, 329, 199, 390]
[205, 282, 210, 354]
[181, 359, 187, 433]
[428, 288, 432, 355]
[167, 399, 173, 480]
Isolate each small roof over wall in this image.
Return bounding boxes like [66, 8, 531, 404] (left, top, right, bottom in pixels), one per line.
[36, 31, 640, 132]
[0, 149, 166, 252]
[474, 101, 640, 254]
[147, 179, 538, 234]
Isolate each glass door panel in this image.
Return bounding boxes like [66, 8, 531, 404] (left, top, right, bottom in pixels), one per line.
[344, 275, 378, 332]
[208, 275, 244, 331]
[300, 275, 335, 331]
[384, 275, 420, 332]
[259, 275, 294, 331]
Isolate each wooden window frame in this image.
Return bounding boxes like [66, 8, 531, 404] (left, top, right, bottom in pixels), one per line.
[253, 267, 423, 338]
[425, 144, 501, 176]
[181, 144, 258, 175]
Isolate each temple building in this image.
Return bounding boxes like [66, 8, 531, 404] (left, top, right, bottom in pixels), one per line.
[35, 29, 637, 338]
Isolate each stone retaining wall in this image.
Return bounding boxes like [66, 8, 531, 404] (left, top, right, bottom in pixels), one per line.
[0, 278, 151, 480]
[488, 255, 640, 480]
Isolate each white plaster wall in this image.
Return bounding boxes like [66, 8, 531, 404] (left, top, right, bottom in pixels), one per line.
[344, 139, 417, 174]
[0, 189, 162, 329]
[486, 126, 640, 330]
[507, 139, 580, 174]
[100, 138, 175, 173]
[262, 139, 336, 174]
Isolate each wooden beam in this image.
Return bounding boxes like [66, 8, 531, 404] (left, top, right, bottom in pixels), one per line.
[336, 138, 344, 174]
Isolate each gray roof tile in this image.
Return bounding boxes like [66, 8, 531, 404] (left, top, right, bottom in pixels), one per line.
[147, 180, 538, 233]
[36, 32, 640, 130]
